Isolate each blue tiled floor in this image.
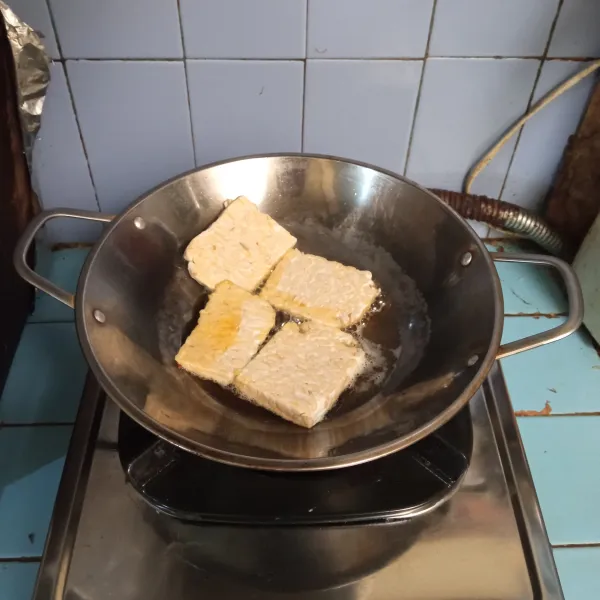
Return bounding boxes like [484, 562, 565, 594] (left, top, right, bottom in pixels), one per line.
[518, 417, 600, 545]
[0, 246, 86, 595]
[0, 563, 39, 600]
[487, 240, 569, 315]
[0, 323, 87, 424]
[28, 247, 89, 324]
[492, 241, 600, 597]
[554, 547, 600, 600]
[0, 243, 598, 598]
[501, 318, 600, 414]
[0, 426, 72, 557]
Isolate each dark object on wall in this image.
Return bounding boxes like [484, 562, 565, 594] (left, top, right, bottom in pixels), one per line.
[430, 188, 566, 257]
[545, 79, 600, 252]
[0, 12, 38, 397]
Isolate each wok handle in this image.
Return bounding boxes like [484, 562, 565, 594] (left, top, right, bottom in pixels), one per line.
[14, 208, 114, 308]
[491, 252, 583, 359]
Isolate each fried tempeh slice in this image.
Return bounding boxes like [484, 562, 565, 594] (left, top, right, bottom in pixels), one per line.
[260, 249, 379, 328]
[234, 321, 366, 428]
[184, 196, 296, 291]
[176, 281, 276, 386]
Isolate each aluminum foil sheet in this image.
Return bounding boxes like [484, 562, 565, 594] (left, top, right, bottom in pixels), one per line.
[0, 1, 50, 162]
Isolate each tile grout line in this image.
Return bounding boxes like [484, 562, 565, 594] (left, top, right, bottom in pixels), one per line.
[42, 0, 60, 60]
[26, 319, 75, 325]
[300, 0, 309, 152]
[402, 0, 437, 178]
[516, 412, 600, 418]
[48, 56, 600, 63]
[425, 55, 597, 61]
[0, 422, 74, 428]
[44, 1, 102, 213]
[0, 556, 42, 563]
[175, 0, 198, 168]
[53, 57, 306, 63]
[504, 313, 567, 318]
[552, 543, 600, 549]
[421, 55, 598, 61]
[497, 0, 565, 201]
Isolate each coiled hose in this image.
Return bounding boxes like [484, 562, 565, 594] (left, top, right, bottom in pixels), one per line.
[430, 189, 567, 257]
[433, 59, 600, 259]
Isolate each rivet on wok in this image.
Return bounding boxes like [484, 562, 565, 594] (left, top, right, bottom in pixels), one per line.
[93, 309, 106, 324]
[467, 355, 479, 367]
[134, 217, 146, 230]
[460, 252, 473, 267]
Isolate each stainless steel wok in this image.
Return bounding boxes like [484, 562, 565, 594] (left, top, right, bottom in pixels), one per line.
[14, 154, 583, 471]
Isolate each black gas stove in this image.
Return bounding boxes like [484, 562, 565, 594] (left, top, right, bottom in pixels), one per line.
[34, 364, 563, 599]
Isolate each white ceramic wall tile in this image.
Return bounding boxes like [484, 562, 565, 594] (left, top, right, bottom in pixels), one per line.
[549, 0, 600, 58]
[304, 60, 422, 174]
[405, 58, 539, 197]
[430, 0, 559, 58]
[466, 220, 489, 238]
[66, 61, 194, 214]
[8, 0, 60, 59]
[180, 0, 306, 59]
[307, 0, 433, 59]
[188, 61, 303, 166]
[502, 61, 596, 211]
[32, 63, 100, 242]
[485, 227, 512, 239]
[48, 0, 182, 59]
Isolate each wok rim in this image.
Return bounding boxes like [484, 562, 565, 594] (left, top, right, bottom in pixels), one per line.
[75, 152, 504, 471]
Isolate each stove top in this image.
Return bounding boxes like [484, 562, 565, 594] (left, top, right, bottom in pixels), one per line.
[119, 401, 472, 525]
[34, 364, 564, 599]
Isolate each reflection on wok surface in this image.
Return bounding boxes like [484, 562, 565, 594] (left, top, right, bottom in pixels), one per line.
[117, 407, 471, 593]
